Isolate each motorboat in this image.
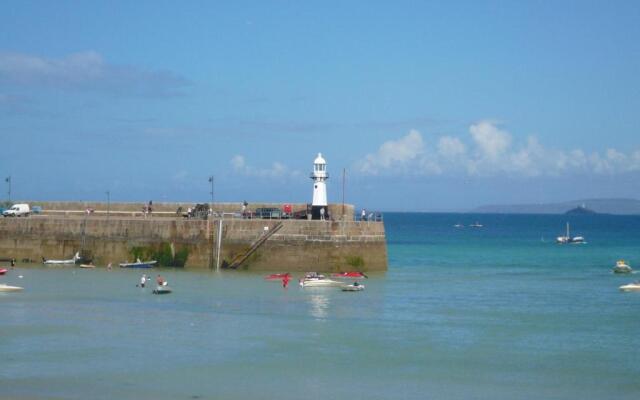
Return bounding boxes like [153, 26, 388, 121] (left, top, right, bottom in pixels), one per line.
[152, 285, 172, 294]
[299, 272, 343, 288]
[619, 282, 640, 292]
[613, 260, 633, 274]
[341, 283, 365, 292]
[43, 252, 80, 265]
[300, 278, 343, 287]
[0, 283, 23, 292]
[469, 222, 483, 228]
[556, 223, 586, 244]
[79, 264, 96, 269]
[119, 259, 157, 268]
[331, 271, 368, 279]
[0, 268, 7, 275]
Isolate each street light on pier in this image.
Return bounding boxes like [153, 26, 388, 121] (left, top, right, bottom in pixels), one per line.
[5, 176, 11, 204]
[208, 175, 214, 210]
[106, 190, 110, 219]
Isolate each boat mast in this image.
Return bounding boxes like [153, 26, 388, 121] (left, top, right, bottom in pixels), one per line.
[566, 222, 570, 238]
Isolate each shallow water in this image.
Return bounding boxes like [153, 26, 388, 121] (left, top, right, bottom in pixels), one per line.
[1, 213, 640, 399]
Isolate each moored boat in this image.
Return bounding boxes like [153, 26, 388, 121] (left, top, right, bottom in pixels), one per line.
[556, 223, 586, 244]
[331, 271, 368, 279]
[0, 283, 23, 292]
[152, 285, 172, 294]
[119, 259, 157, 268]
[43, 252, 80, 265]
[0, 268, 7, 275]
[341, 283, 365, 292]
[619, 282, 640, 292]
[613, 260, 633, 274]
[299, 272, 342, 287]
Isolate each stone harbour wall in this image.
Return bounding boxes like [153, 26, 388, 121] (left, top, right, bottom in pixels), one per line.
[0, 216, 387, 271]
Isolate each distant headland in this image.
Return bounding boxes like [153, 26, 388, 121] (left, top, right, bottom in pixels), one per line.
[471, 198, 640, 215]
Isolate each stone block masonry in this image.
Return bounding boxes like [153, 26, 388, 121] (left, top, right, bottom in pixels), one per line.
[0, 215, 387, 271]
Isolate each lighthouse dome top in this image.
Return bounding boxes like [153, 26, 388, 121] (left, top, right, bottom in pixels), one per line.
[314, 153, 326, 165]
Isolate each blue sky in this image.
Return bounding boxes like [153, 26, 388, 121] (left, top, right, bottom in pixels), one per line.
[1, 1, 639, 211]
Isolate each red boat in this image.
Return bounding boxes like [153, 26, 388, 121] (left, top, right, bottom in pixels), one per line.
[264, 273, 291, 280]
[0, 268, 8, 275]
[331, 271, 368, 278]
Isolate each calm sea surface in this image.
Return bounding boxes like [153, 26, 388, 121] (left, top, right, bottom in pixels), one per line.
[1, 213, 640, 399]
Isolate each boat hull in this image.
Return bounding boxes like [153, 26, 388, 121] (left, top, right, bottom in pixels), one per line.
[119, 261, 157, 269]
[619, 283, 640, 292]
[152, 286, 172, 294]
[300, 279, 343, 287]
[0, 284, 23, 292]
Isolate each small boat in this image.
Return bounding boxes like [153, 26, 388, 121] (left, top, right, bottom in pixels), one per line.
[265, 273, 291, 280]
[613, 260, 633, 274]
[619, 282, 640, 292]
[152, 285, 172, 294]
[469, 222, 483, 228]
[556, 223, 586, 244]
[453, 224, 464, 228]
[331, 271, 368, 279]
[0, 268, 7, 275]
[43, 252, 80, 265]
[341, 283, 365, 292]
[119, 258, 158, 268]
[79, 264, 96, 269]
[299, 272, 342, 287]
[0, 283, 23, 292]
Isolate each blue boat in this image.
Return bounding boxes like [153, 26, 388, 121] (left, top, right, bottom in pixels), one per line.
[119, 259, 157, 268]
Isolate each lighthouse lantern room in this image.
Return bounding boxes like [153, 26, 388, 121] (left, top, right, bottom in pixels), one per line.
[310, 153, 329, 220]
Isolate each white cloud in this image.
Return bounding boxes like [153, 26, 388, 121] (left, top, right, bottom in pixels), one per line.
[230, 155, 299, 179]
[469, 120, 511, 160]
[437, 136, 466, 159]
[358, 129, 424, 174]
[0, 51, 188, 96]
[356, 122, 640, 178]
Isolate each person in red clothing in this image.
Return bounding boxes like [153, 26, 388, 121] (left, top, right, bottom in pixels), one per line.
[282, 274, 290, 288]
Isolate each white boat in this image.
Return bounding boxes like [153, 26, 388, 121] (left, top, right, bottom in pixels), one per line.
[342, 283, 365, 292]
[152, 285, 172, 294]
[119, 259, 158, 269]
[0, 283, 24, 292]
[453, 224, 463, 228]
[79, 264, 96, 269]
[613, 260, 633, 274]
[619, 282, 640, 292]
[43, 252, 80, 265]
[556, 223, 586, 244]
[299, 272, 343, 287]
[469, 222, 483, 228]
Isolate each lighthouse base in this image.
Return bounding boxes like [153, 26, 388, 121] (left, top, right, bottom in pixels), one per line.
[311, 205, 330, 220]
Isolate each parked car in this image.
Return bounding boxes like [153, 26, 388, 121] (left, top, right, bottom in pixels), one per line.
[3, 203, 30, 217]
[254, 207, 282, 219]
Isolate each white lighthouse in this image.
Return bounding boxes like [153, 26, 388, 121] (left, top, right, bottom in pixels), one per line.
[310, 153, 328, 220]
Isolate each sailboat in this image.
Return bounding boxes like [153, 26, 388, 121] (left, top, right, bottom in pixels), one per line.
[556, 222, 585, 244]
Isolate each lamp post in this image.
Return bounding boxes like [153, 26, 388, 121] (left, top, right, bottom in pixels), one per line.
[106, 190, 110, 219]
[208, 175, 214, 210]
[5, 176, 11, 204]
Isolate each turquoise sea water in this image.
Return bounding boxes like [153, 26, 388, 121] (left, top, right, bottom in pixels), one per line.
[1, 213, 640, 399]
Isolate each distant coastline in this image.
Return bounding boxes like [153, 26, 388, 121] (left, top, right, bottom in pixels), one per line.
[470, 198, 640, 215]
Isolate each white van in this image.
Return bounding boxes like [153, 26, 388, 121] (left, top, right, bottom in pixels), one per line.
[3, 203, 30, 217]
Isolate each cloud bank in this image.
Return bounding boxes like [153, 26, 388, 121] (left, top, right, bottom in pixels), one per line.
[358, 121, 640, 177]
[0, 51, 188, 97]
